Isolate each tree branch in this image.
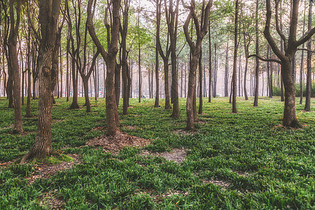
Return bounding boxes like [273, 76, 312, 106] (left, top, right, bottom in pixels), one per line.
[296, 27, 315, 47]
[248, 54, 281, 64]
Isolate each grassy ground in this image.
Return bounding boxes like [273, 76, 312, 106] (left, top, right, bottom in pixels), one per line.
[0, 96, 314, 209]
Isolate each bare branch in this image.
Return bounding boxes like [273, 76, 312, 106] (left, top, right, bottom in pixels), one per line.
[248, 54, 281, 64]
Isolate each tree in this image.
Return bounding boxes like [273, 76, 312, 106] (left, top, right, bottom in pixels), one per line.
[156, 0, 171, 110]
[22, 0, 62, 162]
[304, 0, 313, 111]
[263, 0, 315, 127]
[253, 0, 259, 107]
[224, 42, 229, 97]
[87, 0, 121, 136]
[208, 20, 212, 103]
[121, 0, 131, 114]
[232, 0, 239, 113]
[66, 0, 79, 110]
[166, 0, 180, 118]
[66, 0, 99, 113]
[154, 0, 160, 108]
[182, 0, 212, 130]
[8, 0, 23, 133]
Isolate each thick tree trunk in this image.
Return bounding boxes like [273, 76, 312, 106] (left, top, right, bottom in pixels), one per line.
[282, 60, 301, 127]
[22, 0, 61, 162]
[106, 57, 119, 136]
[187, 51, 198, 130]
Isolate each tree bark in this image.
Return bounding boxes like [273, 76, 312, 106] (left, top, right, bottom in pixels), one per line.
[198, 47, 203, 114]
[22, 0, 61, 162]
[208, 20, 212, 102]
[263, 0, 314, 127]
[8, 0, 23, 133]
[224, 43, 229, 97]
[232, 0, 239, 113]
[183, 0, 212, 130]
[121, 0, 131, 113]
[304, 0, 312, 111]
[87, 0, 121, 136]
[254, 0, 259, 107]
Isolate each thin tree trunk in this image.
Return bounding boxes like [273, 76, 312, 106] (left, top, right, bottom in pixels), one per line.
[224, 43, 229, 97]
[213, 43, 217, 98]
[26, 28, 32, 117]
[304, 0, 312, 111]
[60, 44, 63, 98]
[254, 0, 259, 107]
[164, 61, 171, 109]
[208, 20, 212, 102]
[198, 46, 203, 114]
[8, 0, 23, 133]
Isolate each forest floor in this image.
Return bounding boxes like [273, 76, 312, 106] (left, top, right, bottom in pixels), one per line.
[0, 97, 314, 209]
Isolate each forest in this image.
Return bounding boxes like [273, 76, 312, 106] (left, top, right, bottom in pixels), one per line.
[0, 0, 314, 208]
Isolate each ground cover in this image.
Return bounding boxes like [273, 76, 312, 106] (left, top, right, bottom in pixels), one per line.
[0, 97, 314, 209]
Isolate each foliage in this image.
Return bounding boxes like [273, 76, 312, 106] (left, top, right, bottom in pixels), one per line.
[0, 97, 314, 209]
[273, 83, 315, 97]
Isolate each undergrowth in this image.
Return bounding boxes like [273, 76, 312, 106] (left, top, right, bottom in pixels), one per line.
[0, 96, 314, 209]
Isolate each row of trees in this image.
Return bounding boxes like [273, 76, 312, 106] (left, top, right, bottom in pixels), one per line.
[0, 0, 313, 161]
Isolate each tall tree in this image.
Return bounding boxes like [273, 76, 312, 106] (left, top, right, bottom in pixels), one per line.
[22, 0, 62, 162]
[121, 0, 131, 114]
[182, 0, 212, 130]
[304, 0, 313, 111]
[299, 4, 306, 105]
[212, 43, 217, 98]
[2, 1, 13, 108]
[224, 42, 229, 97]
[87, 0, 121, 136]
[262, 0, 315, 127]
[253, 0, 259, 107]
[232, 0, 239, 113]
[8, 0, 23, 133]
[156, 0, 171, 110]
[166, 0, 180, 118]
[66, 0, 79, 109]
[154, 0, 160, 108]
[208, 20, 212, 103]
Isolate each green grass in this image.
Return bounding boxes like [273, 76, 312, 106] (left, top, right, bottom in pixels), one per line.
[0, 96, 314, 209]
